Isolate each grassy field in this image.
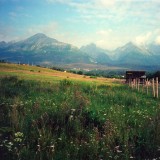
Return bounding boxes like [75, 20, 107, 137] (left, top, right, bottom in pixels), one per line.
[0, 63, 121, 85]
[0, 63, 160, 160]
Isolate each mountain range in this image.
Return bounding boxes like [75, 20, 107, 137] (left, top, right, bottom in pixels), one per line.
[0, 33, 160, 70]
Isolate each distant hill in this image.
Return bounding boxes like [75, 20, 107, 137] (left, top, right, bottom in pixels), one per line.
[0, 33, 160, 70]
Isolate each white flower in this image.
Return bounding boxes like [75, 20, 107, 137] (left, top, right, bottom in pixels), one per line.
[69, 115, 73, 121]
[117, 150, 122, 153]
[58, 138, 62, 141]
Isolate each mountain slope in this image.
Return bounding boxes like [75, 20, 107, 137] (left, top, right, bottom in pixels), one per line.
[148, 43, 160, 55]
[0, 33, 91, 65]
[0, 34, 160, 70]
[112, 42, 160, 68]
[80, 43, 112, 65]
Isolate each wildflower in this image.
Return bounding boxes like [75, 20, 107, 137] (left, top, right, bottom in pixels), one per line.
[130, 156, 134, 159]
[15, 132, 23, 138]
[50, 145, 55, 152]
[115, 146, 122, 153]
[117, 150, 122, 153]
[58, 138, 62, 141]
[157, 147, 160, 151]
[8, 142, 13, 146]
[115, 146, 119, 150]
[71, 109, 76, 114]
[37, 144, 41, 152]
[69, 115, 73, 121]
[14, 138, 22, 142]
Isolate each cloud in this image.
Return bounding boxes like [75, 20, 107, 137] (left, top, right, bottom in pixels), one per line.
[94, 0, 116, 8]
[46, 0, 71, 4]
[155, 36, 160, 45]
[9, 12, 17, 17]
[96, 40, 108, 49]
[0, 21, 59, 42]
[0, 23, 18, 41]
[134, 29, 160, 46]
[46, 0, 116, 10]
[8, 7, 32, 20]
[95, 38, 122, 50]
[1, 0, 159, 50]
[96, 29, 112, 36]
[94, 29, 126, 50]
[27, 22, 58, 36]
[46, 0, 160, 25]
[134, 32, 152, 45]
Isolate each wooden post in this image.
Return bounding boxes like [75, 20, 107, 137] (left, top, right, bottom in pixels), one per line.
[152, 78, 155, 97]
[129, 78, 131, 87]
[142, 79, 144, 92]
[156, 77, 159, 98]
[131, 79, 133, 89]
[146, 78, 149, 95]
[136, 78, 137, 90]
[133, 79, 135, 89]
[138, 78, 140, 92]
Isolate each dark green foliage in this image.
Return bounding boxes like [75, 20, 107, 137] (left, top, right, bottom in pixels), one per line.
[84, 70, 125, 78]
[90, 76, 97, 79]
[77, 71, 83, 75]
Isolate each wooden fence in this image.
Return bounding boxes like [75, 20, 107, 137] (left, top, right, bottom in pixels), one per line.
[128, 77, 159, 98]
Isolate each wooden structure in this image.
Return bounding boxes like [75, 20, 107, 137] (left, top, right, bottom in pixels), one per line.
[126, 71, 146, 83]
[126, 71, 159, 99]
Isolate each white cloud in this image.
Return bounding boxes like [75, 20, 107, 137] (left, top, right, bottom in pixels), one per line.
[153, 29, 160, 35]
[134, 32, 152, 45]
[96, 40, 108, 49]
[27, 22, 58, 36]
[95, 38, 123, 50]
[46, 0, 159, 25]
[46, 0, 71, 4]
[96, 29, 112, 36]
[94, 0, 116, 8]
[46, 0, 116, 10]
[155, 36, 160, 45]
[134, 29, 160, 46]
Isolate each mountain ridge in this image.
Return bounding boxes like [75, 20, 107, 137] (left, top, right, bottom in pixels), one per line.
[0, 33, 92, 65]
[0, 33, 160, 70]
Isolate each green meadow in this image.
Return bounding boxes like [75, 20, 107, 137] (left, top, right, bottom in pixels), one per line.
[0, 63, 160, 160]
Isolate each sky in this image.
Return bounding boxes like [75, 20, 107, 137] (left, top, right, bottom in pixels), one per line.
[0, 0, 160, 50]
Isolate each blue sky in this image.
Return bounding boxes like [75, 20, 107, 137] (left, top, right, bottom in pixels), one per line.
[0, 0, 160, 50]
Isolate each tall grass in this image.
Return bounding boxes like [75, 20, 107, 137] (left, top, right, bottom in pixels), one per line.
[0, 76, 160, 159]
